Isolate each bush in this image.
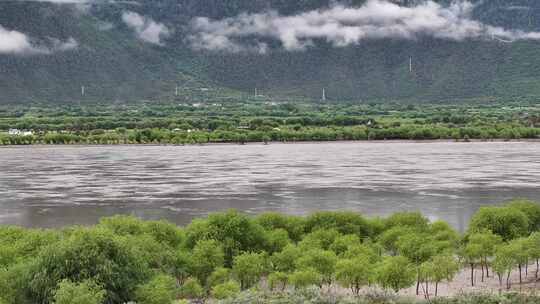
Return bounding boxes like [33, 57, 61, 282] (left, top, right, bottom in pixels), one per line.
[53, 280, 105, 304]
[134, 275, 177, 304]
[211, 280, 241, 300]
[178, 278, 204, 299]
[29, 228, 149, 304]
[288, 269, 322, 289]
[469, 206, 529, 241]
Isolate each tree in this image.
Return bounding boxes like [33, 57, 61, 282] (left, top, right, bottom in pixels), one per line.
[527, 232, 540, 279]
[467, 231, 502, 281]
[211, 281, 241, 300]
[304, 211, 371, 237]
[178, 278, 204, 299]
[493, 244, 515, 290]
[191, 239, 224, 286]
[134, 275, 177, 304]
[375, 256, 416, 293]
[296, 249, 337, 287]
[271, 245, 301, 273]
[469, 206, 529, 241]
[268, 272, 288, 292]
[509, 238, 530, 285]
[232, 252, 266, 290]
[288, 269, 322, 289]
[207, 267, 231, 289]
[384, 212, 429, 231]
[507, 199, 540, 233]
[29, 228, 149, 304]
[424, 255, 460, 297]
[397, 233, 436, 295]
[329, 234, 362, 256]
[378, 226, 415, 256]
[335, 255, 374, 295]
[185, 210, 266, 266]
[264, 229, 291, 254]
[53, 280, 105, 304]
[462, 242, 482, 286]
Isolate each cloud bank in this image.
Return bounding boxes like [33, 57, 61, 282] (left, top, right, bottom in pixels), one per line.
[0, 25, 78, 55]
[189, 0, 540, 53]
[122, 11, 170, 45]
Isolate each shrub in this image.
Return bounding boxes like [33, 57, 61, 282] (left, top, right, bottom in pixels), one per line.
[53, 280, 105, 304]
[211, 280, 241, 300]
[134, 275, 177, 304]
[178, 278, 204, 299]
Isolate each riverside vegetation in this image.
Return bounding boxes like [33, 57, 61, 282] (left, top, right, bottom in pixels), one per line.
[0, 101, 540, 145]
[2, 199, 540, 303]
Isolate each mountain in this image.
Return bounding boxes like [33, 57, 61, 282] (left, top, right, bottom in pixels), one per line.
[1, 0, 540, 103]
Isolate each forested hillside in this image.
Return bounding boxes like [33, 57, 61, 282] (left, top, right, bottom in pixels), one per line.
[2, 0, 540, 103]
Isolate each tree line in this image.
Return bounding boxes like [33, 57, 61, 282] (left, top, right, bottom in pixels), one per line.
[1, 199, 540, 304]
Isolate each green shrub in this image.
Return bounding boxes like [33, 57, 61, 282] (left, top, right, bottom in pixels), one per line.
[178, 278, 204, 299]
[211, 280, 241, 300]
[53, 280, 105, 304]
[134, 275, 177, 304]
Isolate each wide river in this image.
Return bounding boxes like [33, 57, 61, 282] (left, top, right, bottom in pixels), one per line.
[0, 142, 539, 231]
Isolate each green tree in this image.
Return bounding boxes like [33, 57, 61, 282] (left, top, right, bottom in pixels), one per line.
[271, 244, 301, 273]
[462, 242, 482, 286]
[288, 269, 322, 289]
[469, 206, 529, 241]
[178, 278, 204, 299]
[423, 255, 460, 297]
[296, 249, 337, 287]
[493, 244, 515, 290]
[211, 281, 241, 300]
[467, 231, 502, 282]
[191, 239, 224, 286]
[207, 267, 230, 289]
[335, 255, 374, 295]
[134, 275, 177, 304]
[375, 256, 416, 293]
[267, 272, 288, 292]
[232, 252, 266, 290]
[29, 228, 149, 304]
[507, 199, 540, 233]
[397, 233, 436, 295]
[53, 280, 105, 304]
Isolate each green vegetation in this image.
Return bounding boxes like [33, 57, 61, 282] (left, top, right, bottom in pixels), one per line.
[4, 1, 540, 103]
[0, 101, 539, 145]
[1, 199, 540, 303]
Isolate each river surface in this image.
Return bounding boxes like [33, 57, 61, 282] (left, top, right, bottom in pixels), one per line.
[0, 142, 539, 231]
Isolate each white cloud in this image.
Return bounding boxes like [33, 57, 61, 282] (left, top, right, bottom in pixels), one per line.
[189, 0, 540, 53]
[122, 11, 170, 45]
[0, 25, 78, 55]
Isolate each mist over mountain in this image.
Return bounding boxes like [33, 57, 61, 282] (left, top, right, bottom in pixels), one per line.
[2, 0, 540, 103]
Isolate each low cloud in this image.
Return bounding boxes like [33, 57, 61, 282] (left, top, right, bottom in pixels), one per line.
[189, 0, 540, 53]
[0, 25, 78, 55]
[122, 11, 170, 45]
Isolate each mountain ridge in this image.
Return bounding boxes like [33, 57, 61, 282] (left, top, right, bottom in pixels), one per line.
[1, 0, 540, 103]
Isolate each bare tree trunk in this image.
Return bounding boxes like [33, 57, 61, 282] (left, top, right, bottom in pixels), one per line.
[481, 263, 485, 282]
[435, 282, 439, 297]
[507, 271, 512, 290]
[470, 263, 475, 286]
[519, 264, 523, 285]
[536, 259, 540, 280]
[485, 258, 490, 278]
[416, 270, 420, 295]
[526, 260, 529, 277]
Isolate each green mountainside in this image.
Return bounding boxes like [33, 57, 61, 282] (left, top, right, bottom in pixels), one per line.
[1, 0, 540, 103]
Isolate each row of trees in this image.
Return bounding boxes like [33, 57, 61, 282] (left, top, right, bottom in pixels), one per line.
[1, 125, 538, 145]
[1, 199, 540, 304]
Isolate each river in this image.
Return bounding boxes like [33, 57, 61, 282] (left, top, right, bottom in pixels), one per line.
[0, 142, 539, 231]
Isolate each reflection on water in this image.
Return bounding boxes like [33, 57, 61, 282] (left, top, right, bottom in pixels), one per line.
[0, 142, 539, 231]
